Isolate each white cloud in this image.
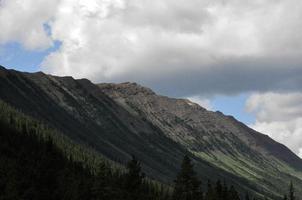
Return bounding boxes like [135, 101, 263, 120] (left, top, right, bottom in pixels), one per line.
[1, 0, 302, 96]
[246, 92, 302, 156]
[37, 0, 302, 96]
[298, 148, 302, 158]
[187, 96, 213, 110]
[0, 0, 59, 50]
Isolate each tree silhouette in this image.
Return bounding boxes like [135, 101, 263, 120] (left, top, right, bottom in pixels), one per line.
[124, 155, 145, 199]
[289, 181, 295, 200]
[228, 185, 240, 200]
[215, 180, 223, 200]
[245, 192, 250, 200]
[205, 180, 215, 200]
[283, 195, 288, 200]
[172, 155, 202, 200]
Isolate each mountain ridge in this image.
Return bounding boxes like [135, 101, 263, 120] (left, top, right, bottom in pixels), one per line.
[99, 82, 302, 168]
[0, 65, 301, 198]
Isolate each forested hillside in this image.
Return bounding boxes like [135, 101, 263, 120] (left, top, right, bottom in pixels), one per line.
[0, 100, 169, 200]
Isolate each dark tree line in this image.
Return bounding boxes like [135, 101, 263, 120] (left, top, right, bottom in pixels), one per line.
[172, 155, 298, 200]
[172, 155, 240, 200]
[0, 100, 169, 200]
[0, 115, 170, 200]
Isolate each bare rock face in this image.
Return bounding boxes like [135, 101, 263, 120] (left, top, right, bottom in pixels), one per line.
[98, 83, 287, 154]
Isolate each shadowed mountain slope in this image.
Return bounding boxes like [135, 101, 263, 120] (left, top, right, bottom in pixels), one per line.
[1, 66, 301, 198]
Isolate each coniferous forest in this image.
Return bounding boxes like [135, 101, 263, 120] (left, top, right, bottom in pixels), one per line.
[0, 100, 297, 200]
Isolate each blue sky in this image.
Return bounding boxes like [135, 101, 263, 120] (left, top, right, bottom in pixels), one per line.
[212, 94, 255, 125]
[0, 42, 60, 72]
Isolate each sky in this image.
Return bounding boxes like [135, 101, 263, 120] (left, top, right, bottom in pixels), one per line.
[1, 0, 302, 156]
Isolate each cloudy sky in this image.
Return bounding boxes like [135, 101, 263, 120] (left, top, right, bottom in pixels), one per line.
[1, 0, 302, 156]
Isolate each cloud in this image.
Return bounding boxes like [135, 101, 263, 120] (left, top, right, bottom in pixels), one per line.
[1, 0, 302, 97]
[37, 0, 302, 97]
[0, 0, 59, 50]
[246, 92, 302, 156]
[187, 96, 212, 110]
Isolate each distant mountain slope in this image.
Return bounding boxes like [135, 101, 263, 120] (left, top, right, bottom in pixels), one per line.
[0, 66, 301, 198]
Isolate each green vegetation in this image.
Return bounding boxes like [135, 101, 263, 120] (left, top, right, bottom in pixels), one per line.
[0, 100, 299, 200]
[0, 100, 169, 199]
[172, 155, 202, 200]
[172, 156, 298, 200]
[172, 155, 241, 200]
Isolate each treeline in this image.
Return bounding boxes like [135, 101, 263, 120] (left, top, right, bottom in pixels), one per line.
[0, 99, 111, 173]
[172, 155, 241, 200]
[0, 100, 297, 200]
[171, 155, 297, 200]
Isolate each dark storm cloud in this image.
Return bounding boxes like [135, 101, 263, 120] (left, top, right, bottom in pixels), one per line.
[112, 55, 302, 97]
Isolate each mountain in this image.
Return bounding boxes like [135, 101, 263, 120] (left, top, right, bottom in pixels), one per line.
[0, 65, 301, 198]
[99, 82, 302, 196]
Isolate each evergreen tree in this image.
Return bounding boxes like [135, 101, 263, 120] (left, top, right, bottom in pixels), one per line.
[289, 181, 295, 200]
[228, 185, 240, 200]
[222, 181, 229, 200]
[205, 180, 215, 200]
[215, 180, 223, 200]
[283, 195, 288, 200]
[124, 155, 145, 200]
[172, 155, 202, 200]
[245, 192, 250, 200]
[91, 162, 113, 199]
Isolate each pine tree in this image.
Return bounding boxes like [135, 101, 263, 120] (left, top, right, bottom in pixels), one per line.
[91, 162, 113, 199]
[124, 155, 145, 200]
[172, 155, 202, 200]
[215, 180, 223, 200]
[205, 180, 215, 200]
[228, 185, 240, 200]
[289, 181, 295, 200]
[222, 181, 229, 200]
[245, 192, 250, 200]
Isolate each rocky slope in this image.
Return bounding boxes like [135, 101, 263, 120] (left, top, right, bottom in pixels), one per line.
[1, 65, 302, 198]
[99, 82, 302, 197]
